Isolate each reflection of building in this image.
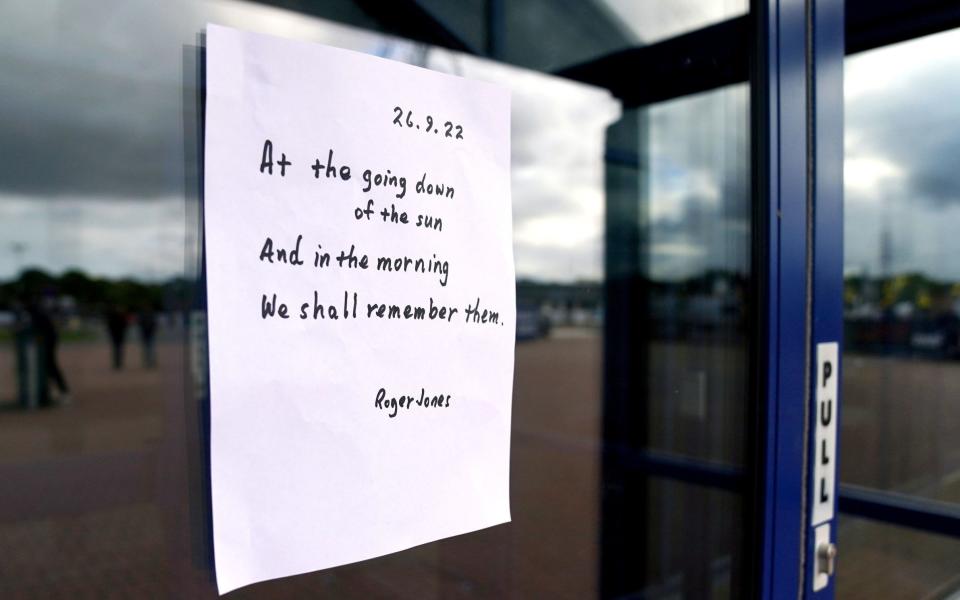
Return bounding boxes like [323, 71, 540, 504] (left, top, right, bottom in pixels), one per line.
[647, 270, 747, 340]
[517, 279, 603, 332]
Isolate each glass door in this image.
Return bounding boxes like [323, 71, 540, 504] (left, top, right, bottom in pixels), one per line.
[836, 15, 960, 600]
[0, 1, 838, 598]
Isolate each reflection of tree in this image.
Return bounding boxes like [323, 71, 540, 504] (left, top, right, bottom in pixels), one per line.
[517, 268, 750, 340]
[845, 272, 960, 358]
[845, 272, 959, 312]
[0, 268, 192, 313]
[516, 278, 603, 308]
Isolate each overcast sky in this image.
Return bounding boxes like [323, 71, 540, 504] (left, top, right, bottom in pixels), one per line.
[0, 1, 957, 285]
[0, 0, 619, 283]
[601, 0, 747, 45]
[844, 28, 960, 281]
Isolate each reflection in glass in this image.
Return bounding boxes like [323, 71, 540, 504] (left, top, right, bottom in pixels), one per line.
[599, 0, 748, 47]
[504, 0, 748, 72]
[644, 85, 750, 467]
[842, 28, 960, 502]
[0, 1, 623, 597]
[841, 28, 960, 599]
[838, 517, 960, 600]
[602, 83, 750, 598]
[0, 1, 753, 598]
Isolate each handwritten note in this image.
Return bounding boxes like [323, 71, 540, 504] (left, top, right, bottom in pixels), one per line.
[203, 24, 514, 594]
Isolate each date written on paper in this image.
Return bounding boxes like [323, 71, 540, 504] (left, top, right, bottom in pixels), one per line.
[393, 106, 464, 140]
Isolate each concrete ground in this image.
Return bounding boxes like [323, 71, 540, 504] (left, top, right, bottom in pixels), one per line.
[0, 332, 958, 598]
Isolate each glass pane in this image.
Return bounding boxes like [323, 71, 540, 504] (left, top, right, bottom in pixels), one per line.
[643, 85, 751, 466]
[838, 517, 960, 599]
[601, 82, 751, 598]
[0, 1, 752, 598]
[599, 0, 748, 45]
[840, 26, 960, 600]
[504, 0, 748, 72]
[842, 28, 960, 503]
[417, 0, 486, 53]
[644, 479, 744, 598]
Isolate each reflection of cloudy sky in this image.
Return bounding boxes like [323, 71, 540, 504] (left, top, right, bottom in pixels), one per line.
[647, 85, 750, 281]
[0, 0, 619, 283]
[22, 2, 957, 288]
[431, 55, 620, 282]
[0, 195, 185, 279]
[845, 29, 960, 281]
[601, 0, 747, 45]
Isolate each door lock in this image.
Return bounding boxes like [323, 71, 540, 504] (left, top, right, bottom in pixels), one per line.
[817, 541, 837, 576]
[812, 524, 835, 591]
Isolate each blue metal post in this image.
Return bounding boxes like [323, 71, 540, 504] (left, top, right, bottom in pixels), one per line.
[756, 0, 811, 596]
[806, 0, 844, 596]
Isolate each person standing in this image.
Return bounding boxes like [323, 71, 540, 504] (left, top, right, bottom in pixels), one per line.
[106, 305, 128, 370]
[138, 306, 158, 368]
[27, 300, 70, 405]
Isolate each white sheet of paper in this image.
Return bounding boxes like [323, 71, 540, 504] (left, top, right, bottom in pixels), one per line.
[203, 24, 514, 594]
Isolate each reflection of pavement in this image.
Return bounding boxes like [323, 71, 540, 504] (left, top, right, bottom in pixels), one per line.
[0, 341, 194, 598]
[842, 354, 960, 501]
[839, 353, 960, 600]
[0, 336, 603, 598]
[1, 338, 958, 598]
[0, 342, 169, 461]
[838, 516, 960, 600]
[548, 326, 601, 340]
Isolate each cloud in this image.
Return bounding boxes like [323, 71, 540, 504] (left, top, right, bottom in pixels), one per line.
[843, 29, 960, 280]
[0, 0, 411, 200]
[0, 0, 758, 286]
[0, 194, 186, 280]
[435, 51, 621, 282]
[845, 156, 903, 198]
[0, 0, 203, 199]
[645, 85, 751, 280]
[0, 0, 624, 283]
[600, 0, 747, 45]
[846, 30, 960, 208]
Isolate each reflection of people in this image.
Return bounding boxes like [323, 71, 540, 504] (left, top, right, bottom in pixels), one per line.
[138, 307, 157, 368]
[106, 306, 128, 370]
[27, 299, 70, 405]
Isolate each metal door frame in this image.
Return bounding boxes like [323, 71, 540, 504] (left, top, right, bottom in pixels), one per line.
[755, 0, 846, 596]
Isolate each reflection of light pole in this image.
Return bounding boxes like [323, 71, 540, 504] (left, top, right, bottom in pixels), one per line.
[878, 190, 894, 489]
[10, 242, 26, 277]
[880, 189, 892, 280]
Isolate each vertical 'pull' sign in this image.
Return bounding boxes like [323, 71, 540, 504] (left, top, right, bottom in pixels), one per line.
[812, 342, 839, 525]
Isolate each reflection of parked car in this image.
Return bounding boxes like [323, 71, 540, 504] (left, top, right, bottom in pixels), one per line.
[516, 303, 550, 341]
[910, 314, 960, 359]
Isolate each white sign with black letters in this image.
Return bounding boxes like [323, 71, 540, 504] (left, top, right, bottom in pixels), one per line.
[204, 24, 514, 594]
[812, 342, 839, 526]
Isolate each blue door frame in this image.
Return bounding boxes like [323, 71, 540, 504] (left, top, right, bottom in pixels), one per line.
[553, 0, 849, 596]
[757, 0, 845, 596]
[554, 0, 960, 597]
[755, 0, 812, 594]
[806, 0, 845, 596]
